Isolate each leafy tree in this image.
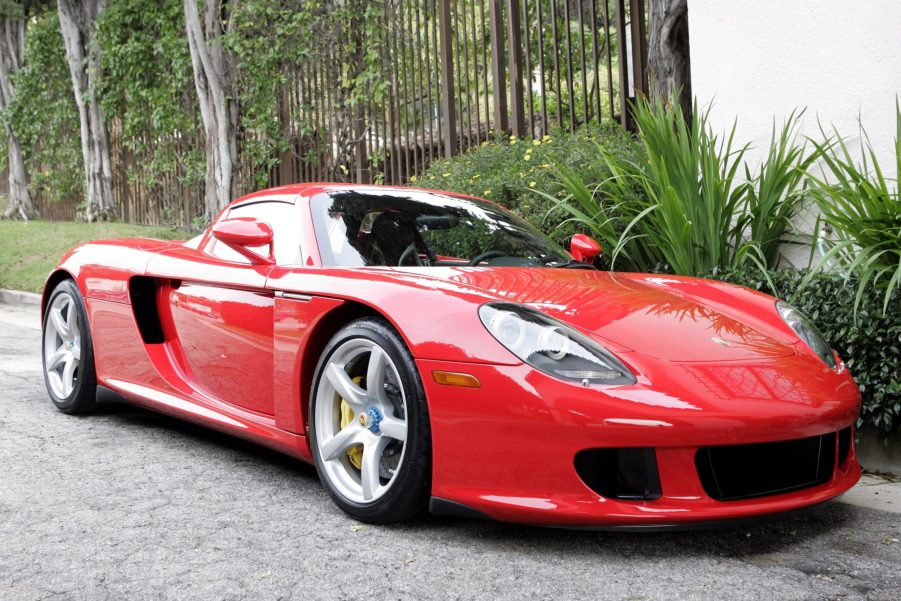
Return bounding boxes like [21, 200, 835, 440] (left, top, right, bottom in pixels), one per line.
[7, 8, 82, 208]
[647, 0, 691, 119]
[97, 0, 202, 224]
[183, 0, 238, 221]
[57, 0, 114, 221]
[0, 0, 37, 220]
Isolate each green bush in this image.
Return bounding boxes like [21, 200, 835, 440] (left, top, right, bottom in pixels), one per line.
[8, 12, 83, 204]
[807, 103, 901, 315]
[415, 123, 638, 245]
[708, 266, 901, 440]
[547, 96, 816, 275]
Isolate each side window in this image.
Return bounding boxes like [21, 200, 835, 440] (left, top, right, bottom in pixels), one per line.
[208, 201, 302, 265]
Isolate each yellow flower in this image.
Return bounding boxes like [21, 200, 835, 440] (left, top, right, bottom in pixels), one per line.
[542, 134, 551, 141]
[410, 175, 418, 182]
[339, 164, 348, 174]
[523, 153, 531, 161]
[541, 163, 551, 168]
[529, 181, 537, 188]
[509, 134, 518, 141]
[443, 172, 451, 177]
[484, 189, 491, 196]
[532, 139, 541, 146]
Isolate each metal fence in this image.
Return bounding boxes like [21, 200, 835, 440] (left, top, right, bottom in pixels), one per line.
[271, 0, 648, 188]
[21, 0, 647, 225]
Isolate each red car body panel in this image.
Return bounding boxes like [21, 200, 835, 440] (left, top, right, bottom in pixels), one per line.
[44, 183, 862, 528]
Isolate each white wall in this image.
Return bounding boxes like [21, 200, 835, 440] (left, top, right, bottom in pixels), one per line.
[688, 0, 901, 266]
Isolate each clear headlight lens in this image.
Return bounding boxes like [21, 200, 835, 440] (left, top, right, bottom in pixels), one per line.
[479, 302, 636, 385]
[776, 301, 837, 368]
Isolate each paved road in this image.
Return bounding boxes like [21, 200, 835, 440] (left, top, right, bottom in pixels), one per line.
[1, 303, 899, 601]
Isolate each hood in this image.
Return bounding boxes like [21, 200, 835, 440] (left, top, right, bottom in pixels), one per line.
[408, 267, 795, 363]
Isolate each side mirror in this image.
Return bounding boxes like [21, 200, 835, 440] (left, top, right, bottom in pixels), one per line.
[569, 233, 602, 263]
[211, 218, 274, 265]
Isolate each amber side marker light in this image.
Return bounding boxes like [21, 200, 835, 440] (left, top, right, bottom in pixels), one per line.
[432, 370, 481, 388]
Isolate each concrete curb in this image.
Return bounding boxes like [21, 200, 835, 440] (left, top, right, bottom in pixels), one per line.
[0, 288, 40, 308]
[857, 426, 901, 477]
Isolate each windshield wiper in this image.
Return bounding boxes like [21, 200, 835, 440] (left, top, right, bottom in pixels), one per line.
[552, 260, 595, 270]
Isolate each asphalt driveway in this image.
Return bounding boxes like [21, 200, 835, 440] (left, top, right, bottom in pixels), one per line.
[1, 303, 899, 601]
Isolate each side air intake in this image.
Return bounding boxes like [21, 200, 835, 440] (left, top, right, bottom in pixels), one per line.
[129, 276, 164, 344]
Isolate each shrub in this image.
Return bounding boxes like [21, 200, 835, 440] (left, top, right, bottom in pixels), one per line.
[807, 103, 901, 315]
[708, 266, 901, 440]
[415, 123, 638, 245]
[547, 96, 816, 275]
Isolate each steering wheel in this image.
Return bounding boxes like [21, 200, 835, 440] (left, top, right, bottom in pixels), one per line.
[468, 250, 508, 265]
[398, 243, 424, 266]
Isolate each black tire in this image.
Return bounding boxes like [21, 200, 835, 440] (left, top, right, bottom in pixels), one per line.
[309, 317, 431, 523]
[41, 279, 98, 414]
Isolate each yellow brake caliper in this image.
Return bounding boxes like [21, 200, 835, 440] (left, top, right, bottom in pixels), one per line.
[339, 376, 365, 469]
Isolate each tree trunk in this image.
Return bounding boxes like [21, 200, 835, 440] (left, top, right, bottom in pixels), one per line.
[184, 0, 237, 222]
[647, 0, 692, 119]
[0, 4, 36, 220]
[58, 0, 114, 222]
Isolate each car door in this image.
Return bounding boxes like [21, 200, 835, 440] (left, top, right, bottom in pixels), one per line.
[148, 199, 302, 416]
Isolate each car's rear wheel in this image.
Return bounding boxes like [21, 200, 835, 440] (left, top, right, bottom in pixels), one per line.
[42, 279, 98, 414]
[310, 318, 431, 523]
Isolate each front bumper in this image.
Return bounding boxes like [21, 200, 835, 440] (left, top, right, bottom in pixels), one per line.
[417, 353, 861, 528]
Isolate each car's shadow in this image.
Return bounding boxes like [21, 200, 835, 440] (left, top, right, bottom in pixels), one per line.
[415, 506, 855, 560]
[92, 395, 320, 480]
[92, 394, 854, 560]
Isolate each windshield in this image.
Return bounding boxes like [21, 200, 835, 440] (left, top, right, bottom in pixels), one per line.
[311, 189, 574, 268]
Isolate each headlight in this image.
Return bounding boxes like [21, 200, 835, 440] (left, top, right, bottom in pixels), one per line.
[776, 301, 837, 368]
[479, 302, 636, 385]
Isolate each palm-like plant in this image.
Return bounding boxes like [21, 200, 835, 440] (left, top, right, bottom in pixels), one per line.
[745, 111, 819, 269]
[543, 96, 821, 278]
[807, 103, 901, 315]
[544, 95, 752, 275]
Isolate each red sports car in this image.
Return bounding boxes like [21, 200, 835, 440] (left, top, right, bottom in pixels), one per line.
[41, 183, 861, 529]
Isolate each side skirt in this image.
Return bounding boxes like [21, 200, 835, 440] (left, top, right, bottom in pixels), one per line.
[96, 382, 313, 463]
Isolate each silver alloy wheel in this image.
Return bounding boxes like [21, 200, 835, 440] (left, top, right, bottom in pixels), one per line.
[43, 292, 81, 399]
[314, 338, 409, 503]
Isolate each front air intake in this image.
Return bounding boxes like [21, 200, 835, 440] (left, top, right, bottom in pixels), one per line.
[696, 432, 836, 501]
[574, 448, 662, 500]
[837, 426, 852, 466]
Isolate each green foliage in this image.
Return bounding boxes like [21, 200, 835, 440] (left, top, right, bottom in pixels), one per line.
[709, 266, 901, 440]
[8, 11, 82, 204]
[548, 97, 816, 276]
[746, 110, 818, 269]
[589, 96, 750, 275]
[225, 1, 313, 188]
[96, 0, 203, 221]
[98, 0, 196, 141]
[807, 103, 901, 316]
[416, 123, 638, 245]
[225, 0, 388, 187]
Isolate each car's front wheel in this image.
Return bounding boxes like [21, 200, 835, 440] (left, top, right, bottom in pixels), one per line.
[42, 279, 98, 414]
[309, 318, 431, 523]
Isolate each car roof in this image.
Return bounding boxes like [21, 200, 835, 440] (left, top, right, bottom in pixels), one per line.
[227, 182, 491, 209]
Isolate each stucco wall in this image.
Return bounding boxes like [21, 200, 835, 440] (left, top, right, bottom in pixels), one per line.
[687, 1, 901, 266]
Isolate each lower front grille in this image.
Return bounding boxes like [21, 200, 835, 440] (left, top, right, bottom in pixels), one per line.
[575, 447, 662, 500]
[696, 432, 836, 501]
